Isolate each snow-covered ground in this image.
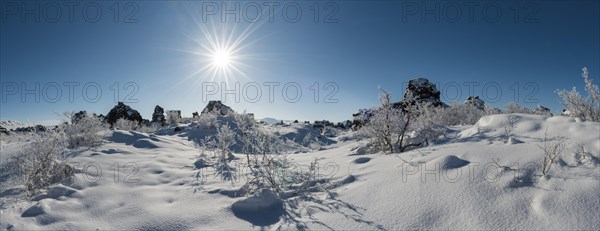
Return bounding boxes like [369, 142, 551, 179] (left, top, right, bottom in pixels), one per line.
[1, 114, 599, 230]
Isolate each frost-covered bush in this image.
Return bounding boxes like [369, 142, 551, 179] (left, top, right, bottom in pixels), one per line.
[233, 112, 256, 165]
[412, 103, 447, 145]
[113, 118, 139, 131]
[216, 123, 236, 158]
[557, 67, 600, 122]
[360, 89, 416, 153]
[193, 113, 328, 196]
[62, 111, 107, 148]
[4, 132, 74, 196]
[137, 123, 161, 133]
[538, 128, 567, 176]
[166, 111, 181, 125]
[179, 117, 195, 124]
[433, 103, 487, 126]
[198, 112, 218, 129]
[504, 102, 535, 114]
[502, 115, 518, 143]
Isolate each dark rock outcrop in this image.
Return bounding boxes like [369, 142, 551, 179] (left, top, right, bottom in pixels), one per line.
[465, 96, 485, 110]
[201, 100, 233, 115]
[13, 125, 46, 133]
[535, 105, 553, 116]
[152, 105, 166, 125]
[395, 78, 444, 109]
[352, 108, 375, 130]
[72, 111, 88, 124]
[335, 120, 353, 129]
[106, 102, 143, 126]
[0, 126, 9, 134]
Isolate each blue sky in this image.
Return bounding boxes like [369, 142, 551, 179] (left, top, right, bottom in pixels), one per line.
[1, 1, 599, 124]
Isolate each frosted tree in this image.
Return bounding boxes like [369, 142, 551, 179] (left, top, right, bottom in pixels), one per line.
[4, 131, 74, 196]
[361, 89, 416, 153]
[62, 111, 107, 148]
[557, 67, 600, 122]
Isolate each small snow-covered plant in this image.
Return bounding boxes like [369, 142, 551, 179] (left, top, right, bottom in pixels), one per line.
[246, 152, 325, 194]
[252, 129, 282, 155]
[360, 89, 416, 153]
[573, 143, 596, 164]
[62, 111, 107, 148]
[557, 67, 600, 122]
[114, 118, 139, 131]
[431, 103, 486, 126]
[233, 112, 256, 166]
[413, 102, 446, 145]
[537, 128, 567, 176]
[198, 112, 218, 129]
[198, 123, 238, 184]
[216, 123, 236, 158]
[166, 111, 181, 125]
[502, 115, 518, 143]
[4, 131, 74, 197]
[137, 122, 161, 133]
[214, 156, 237, 184]
[505, 102, 534, 114]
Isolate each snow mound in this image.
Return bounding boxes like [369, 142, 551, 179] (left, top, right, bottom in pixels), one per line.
[231, 189, 284, 226]
[431, 155, 470, 170]
[505, 137, 524, 144]
[459, 114, 599, 145]
[353, 157, 371, 164]
[32, 184, 79, 201]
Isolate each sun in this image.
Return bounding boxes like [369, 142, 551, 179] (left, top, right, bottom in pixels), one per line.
[212, 49, 232, 67]
[175, 13, 267, 85]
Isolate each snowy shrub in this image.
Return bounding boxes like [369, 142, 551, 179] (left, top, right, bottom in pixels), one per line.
[234, 112, 257, 165]
[432, 103, 486, 126]
[62, 111, 107, 148]
[502, 115, 518, 143]
[198, 112, 218, 129]
[166, 111, 181, 125]
[537, 128, 567, 176]
[247, 155, 323, 194]
[113, 118, 139, 131]
[413, 107, 447, 146]
[360, 89, 417, 153]
[504, 102, 535, 114]
[556, 67, 600, 122]
[4, 132, 74, 196]
[137, 123, 161, 133]
[216, 123, 236, 158]
[194, 116, 327, 196]
[214, 156, 237, 184]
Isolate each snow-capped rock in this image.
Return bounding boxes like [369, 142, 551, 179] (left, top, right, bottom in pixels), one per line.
[201, 100, 234, 116]
[0, 120, 26, 130]
[535, 105, 553, 116]
[465, 96, 485, 110]
[106, 102, 143, 125]
[152, 105, 166, 125]
[398, 77, 444, 107]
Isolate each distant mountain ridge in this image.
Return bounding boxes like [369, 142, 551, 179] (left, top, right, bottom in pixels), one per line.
[0, 120, 27, 130]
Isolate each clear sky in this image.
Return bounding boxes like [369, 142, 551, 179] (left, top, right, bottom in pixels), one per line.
[1, 1, 599, 124]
